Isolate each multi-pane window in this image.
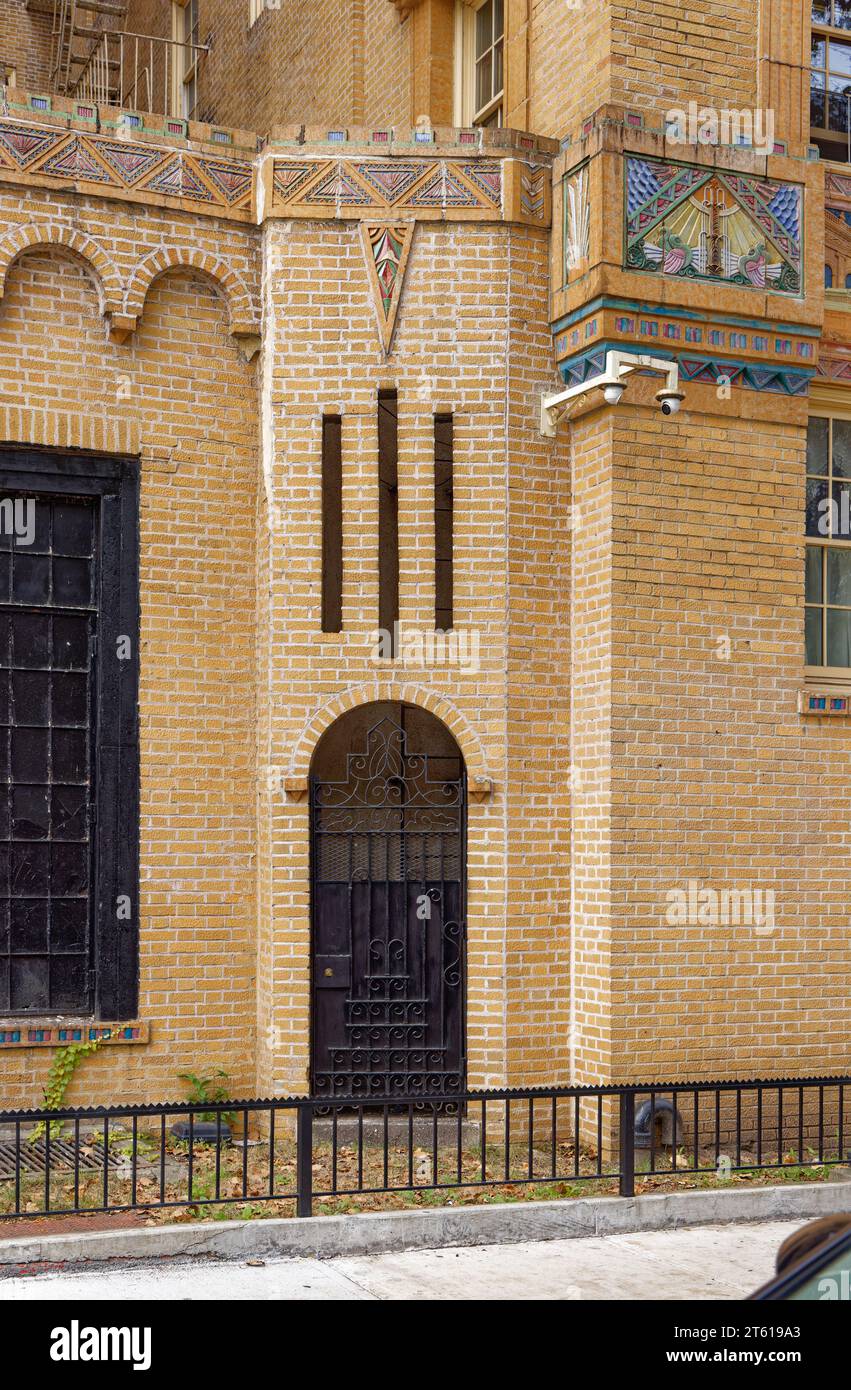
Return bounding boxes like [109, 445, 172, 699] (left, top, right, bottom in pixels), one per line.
[0, 450, 139, 1022]
[805, 416, 851, 670]
[172, 0, 200, 120]
[455, 0, 504, 128]
[0, 499, 95, 1014]
[812, 2, 851, 156]
[813, 0, 851, 26]
[474, 0, 503, 126]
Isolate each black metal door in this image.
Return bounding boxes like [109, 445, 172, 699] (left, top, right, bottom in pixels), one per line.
[310, 704, 466, 1103]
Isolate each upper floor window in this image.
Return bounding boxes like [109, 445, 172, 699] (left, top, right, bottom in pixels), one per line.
[454, 0, 504, 128]
[172, 0, 200, 120]
[812, 2, 851, 158]
[805, 416, 851, 672]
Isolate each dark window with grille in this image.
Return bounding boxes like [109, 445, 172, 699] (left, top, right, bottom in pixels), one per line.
[0, 450, 139, 1020]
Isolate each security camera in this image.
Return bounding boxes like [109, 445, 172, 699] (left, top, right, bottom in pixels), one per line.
[656, 388, 685, 416]
[602, 381, 626, 406]
[539, 352, 685, 436]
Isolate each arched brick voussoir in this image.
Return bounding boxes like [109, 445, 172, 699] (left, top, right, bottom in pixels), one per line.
[124, 247, 259, 338]
[284, 681, 495, 798]
[0, 223, 124, 318]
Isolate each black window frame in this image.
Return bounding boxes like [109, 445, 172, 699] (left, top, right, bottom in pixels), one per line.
[0, 446, 140, 1021]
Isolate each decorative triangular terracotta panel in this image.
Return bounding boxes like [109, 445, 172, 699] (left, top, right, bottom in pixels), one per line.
[92, 139, 169, 186]
[272, 160, 332, 205]
[39, 136, 114, 185]
[359, 222, 415, 353]
[457, 160, 502, 207]
[139, 154, 216, 203]
[400, 167, 445, 207]
[354, 161, 427, 204]
[194, 155, 253, 204]
[441, 167, 482, 207]
[309, 164, 373, 206]
[0, 122, 61, 168]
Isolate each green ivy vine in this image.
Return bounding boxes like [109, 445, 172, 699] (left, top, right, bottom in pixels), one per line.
[30, 1040, 103, 1143]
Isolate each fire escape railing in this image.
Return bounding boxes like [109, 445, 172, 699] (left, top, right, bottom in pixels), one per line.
[47, 1, 208, 118]
[50, 0, 76, 96]
[73, 29, 209, 116]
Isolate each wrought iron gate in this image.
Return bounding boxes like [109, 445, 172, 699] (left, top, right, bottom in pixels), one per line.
[310, 707, 466, 1103]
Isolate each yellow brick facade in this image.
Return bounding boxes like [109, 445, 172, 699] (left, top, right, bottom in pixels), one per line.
[0, 184, 259, 1107]
[0, 1, 847, 1114]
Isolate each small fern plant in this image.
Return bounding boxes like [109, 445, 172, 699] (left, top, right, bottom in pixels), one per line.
[177, 1069, 236, 1126]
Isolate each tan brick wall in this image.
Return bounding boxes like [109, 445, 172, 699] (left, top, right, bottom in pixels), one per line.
[43, 1, 808, 148]
[141, 0, 414, 133]
[0, 0, 52, 91]
[605, 402, 851, 1081]
[0, 189, 259, 1109]
[608, 0, 758, 128]
[526, 0, 783, 148]
[505, 223, 572, 1084]
[567, 408, 615, 1086]
[528, 0, 609, 141]
[0, 155, 569, 1107]
[363, 0, 412, 126]
[128, 0, 364, 134]
[259, 213, 515, 1092]
[121, 0, 763, 144]
[257, 213, 567, 1093]
[0, 0, 846, 1116]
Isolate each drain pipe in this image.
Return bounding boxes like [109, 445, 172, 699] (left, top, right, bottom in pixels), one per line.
[634, 1097, 685, 1150]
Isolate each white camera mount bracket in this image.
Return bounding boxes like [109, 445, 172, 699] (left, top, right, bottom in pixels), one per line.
[539, 349, 685, 437]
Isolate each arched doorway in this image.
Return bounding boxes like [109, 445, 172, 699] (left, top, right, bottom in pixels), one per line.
[310, 702, 466, 1102]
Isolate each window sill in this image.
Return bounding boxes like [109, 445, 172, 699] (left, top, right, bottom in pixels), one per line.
[799, 684, 851, 715]
[0, 1020, 149, 1048]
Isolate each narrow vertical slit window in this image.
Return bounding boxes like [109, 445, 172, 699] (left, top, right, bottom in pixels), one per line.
[321, 414, 343, 633]
[378, 391, 399, 655]
[434, 414, 454, 631]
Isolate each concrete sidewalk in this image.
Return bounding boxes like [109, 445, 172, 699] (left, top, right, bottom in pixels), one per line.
[2, 1178, 849, 1268]
[0, 1220, 798, 1300]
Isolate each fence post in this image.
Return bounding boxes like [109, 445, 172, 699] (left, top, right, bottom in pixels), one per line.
[296, 1104, 313, 1217]
[619, 1092, 635, 1198]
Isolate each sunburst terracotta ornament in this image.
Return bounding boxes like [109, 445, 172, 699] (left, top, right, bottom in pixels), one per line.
[359, 222, 415, 353]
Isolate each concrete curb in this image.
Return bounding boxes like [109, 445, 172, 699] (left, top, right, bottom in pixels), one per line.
[2, 1180, 851, 1268]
